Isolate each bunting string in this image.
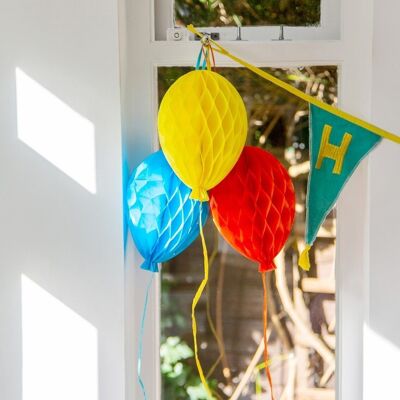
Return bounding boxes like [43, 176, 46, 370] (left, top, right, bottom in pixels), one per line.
[187, 24, 400, 145]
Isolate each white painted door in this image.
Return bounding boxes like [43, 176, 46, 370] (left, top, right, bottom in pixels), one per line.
[121, 0, 379, 399]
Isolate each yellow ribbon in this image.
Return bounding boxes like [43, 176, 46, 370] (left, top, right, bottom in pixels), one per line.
[187, 24, 400, 145]
[205, 229, 224, 380]
[192, 212, 213, 399]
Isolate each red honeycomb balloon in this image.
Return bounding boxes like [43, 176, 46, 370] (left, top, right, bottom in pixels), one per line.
[210, 146, 295, 272]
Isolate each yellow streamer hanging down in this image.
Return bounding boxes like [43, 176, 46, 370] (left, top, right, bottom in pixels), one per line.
[187, 24, 400, 145]
[192, 213, 213, 399]
[205, 230, 224, 380]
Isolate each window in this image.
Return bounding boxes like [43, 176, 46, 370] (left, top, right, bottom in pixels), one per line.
[154, 0, 340, 41]
[125, 2, 371, 399]
[174, 0, 321, 27]
[159, 66, 337, 399]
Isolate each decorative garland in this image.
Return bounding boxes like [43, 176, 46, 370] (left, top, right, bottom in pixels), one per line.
[126, 24, 400, 399]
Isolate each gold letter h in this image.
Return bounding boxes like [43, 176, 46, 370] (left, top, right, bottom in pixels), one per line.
[316, 124, 352, 175]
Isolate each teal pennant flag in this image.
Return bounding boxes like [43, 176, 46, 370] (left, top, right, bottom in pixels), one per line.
[299, 104, 382, 270]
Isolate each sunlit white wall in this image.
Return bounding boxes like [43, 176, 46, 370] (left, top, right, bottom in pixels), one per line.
[0, 1, 125, 400]
[15, 68, 97, 194]
[366, 0, 400, 397]
[21, 275, 98, 400]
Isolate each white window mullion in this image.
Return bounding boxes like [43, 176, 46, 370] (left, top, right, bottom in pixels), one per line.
[149, 41, 345, 68]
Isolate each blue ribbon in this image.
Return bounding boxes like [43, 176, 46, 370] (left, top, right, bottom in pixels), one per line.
[138, 273, 154, 400]
[195, 47, 207, 70]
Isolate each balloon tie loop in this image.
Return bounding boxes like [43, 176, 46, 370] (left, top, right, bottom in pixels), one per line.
[190, 187, 209, 202]
[193, 33, 215, 71]
[200, 33, 211, 47]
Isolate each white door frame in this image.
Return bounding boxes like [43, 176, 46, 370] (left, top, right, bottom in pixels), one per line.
[120, 0, 374, 398]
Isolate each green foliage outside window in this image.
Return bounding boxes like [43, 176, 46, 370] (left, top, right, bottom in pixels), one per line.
[174, 0, 321, 27]
[161, 275, 217, 400]
[161, 337, 217, 400]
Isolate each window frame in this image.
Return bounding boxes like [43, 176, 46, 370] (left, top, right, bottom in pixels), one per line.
[122, 0, 372, 398]
[154, 0, 340, 41]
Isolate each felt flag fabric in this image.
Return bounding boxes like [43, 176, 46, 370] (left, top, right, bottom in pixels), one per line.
[299, 104, 382, 270]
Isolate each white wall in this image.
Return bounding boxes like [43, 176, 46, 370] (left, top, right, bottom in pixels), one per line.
[121, 0, 161, 397]
[0, 1, 125, 400]
[335, 1, 374, 399]
[2, 1, 400, 399]
[365, 0, 400, 398]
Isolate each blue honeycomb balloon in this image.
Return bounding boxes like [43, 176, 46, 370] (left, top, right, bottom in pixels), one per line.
[126, 150, 209, 272]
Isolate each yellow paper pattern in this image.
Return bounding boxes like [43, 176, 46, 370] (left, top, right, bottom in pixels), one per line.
[158, 70, 248, 201]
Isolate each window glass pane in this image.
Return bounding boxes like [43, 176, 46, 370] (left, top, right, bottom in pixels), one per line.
[174, 0, 321, 27]
[159, 66, 337, 399]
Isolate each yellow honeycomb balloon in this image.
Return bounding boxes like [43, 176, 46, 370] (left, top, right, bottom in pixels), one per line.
[158, 70, 248, 202]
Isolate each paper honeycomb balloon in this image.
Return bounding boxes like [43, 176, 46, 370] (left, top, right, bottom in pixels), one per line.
[126, 151, 209, 273]
[210, 146, 295, 272]
[158, 70, 248, 202]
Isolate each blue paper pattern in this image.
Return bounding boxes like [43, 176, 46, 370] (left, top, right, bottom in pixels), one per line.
[126, 151, 209, 272]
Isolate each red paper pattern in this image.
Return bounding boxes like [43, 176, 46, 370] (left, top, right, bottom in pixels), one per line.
[210, 146, 295, 272]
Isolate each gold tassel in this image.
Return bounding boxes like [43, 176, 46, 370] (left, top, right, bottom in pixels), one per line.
[299, 244, 312, 271]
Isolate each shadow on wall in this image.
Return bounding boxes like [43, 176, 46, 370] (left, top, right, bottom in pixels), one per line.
[21, 274, 99, 400]
[15, 68, 97, 194]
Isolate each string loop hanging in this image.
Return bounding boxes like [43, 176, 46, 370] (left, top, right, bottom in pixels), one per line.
[195, 34, 216, 71]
